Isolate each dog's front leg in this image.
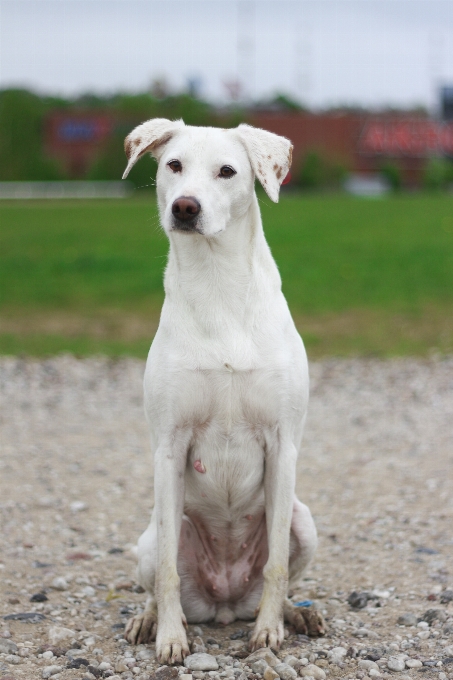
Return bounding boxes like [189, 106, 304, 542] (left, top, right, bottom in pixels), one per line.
[250, 437, 297, 651]
[154, 435, 190, 665]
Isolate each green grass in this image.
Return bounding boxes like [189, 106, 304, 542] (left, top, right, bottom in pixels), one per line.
[1, 193, 452, 357]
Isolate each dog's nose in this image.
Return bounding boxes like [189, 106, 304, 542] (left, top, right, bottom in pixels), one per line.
[172, 196, 201, 222]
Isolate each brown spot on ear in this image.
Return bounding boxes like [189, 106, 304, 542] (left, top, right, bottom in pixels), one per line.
[273, 163, 278, 170]
[125, 138, 133, 159]
[276, 166, 283, 180]
[288, 145, 293, 167]
[134, 138, 141, 146]
[268, 155, 271, 159]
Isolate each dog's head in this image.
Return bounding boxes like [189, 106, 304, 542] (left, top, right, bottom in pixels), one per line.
[123, 118, 292, 238]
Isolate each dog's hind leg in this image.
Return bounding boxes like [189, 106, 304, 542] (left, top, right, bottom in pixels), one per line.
[285, 498, 326, 637]
[125, 514, 158, 644]
[283, 599, 326, 637]
[125, 593, 158, 644]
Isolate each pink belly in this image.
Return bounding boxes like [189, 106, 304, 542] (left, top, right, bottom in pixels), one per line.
[178, 512, 268, 605]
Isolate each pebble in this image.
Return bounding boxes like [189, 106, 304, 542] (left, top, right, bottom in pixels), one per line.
[264, 668, 280, 680]
[359, 660, 380, 672]
[191, 636, 207, 654]
[329, 647, 347, 664]
[421, 609, 447, 625]
[184, 654, 219, 671]
[387, 656, 406, 672]
[347, 592, 369, 609]
[282, 656, 300, 668]
[440, 590, 453, 604]
[274, 663, 298, 680]
[181, 675, 193, 680]
[30, 592, 48, 602]
[48, 626, 75, 645]
[252, 660, 269, 675]
[0, 640, 18, 655]
[300, 665, 326, 680]
[50, 577, 68, 591]
[42, 666, 62, 678]
[405, 660, 422, 669]
[155, 666, 179, 679]
[4, 655, 21, 665]
[397, 614, 417, 627]
[245, 648, 279, 668]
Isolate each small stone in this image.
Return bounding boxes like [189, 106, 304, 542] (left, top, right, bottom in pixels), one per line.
[252, 660, 269, 675]
[274, 663, 297, 680]
[420, 609, 447, 625]
[81, 586, 96, 597]
[30, 592, 48, 602]
[181, 675, 193, 680]
[98, 661, 111, 670]
[184, 654, 219, 672]
[228, 641, 245, 651]
[42, 666, 62, 678]
[387, 656, 406, 672]
[359, 660, 379, 672]
[405, 660, 422, 669]
[230, 630, 246, 640]
[136, 649, 155, 660]
[48, 626, 75, 645]
[50, 577, 68, 591]
[70, 500, 88, 512]
[397, 614, 417, 627]
[369, 670, 381, 678]
[245, 649, 279, 668]
[114, 661, 129, 673]
[329, 648, 347, 665]
[264, 668, 280, 680]
[440, 590, 453, 604]
[283, 656, 300, 669]
[42, 651, 54, 659]
[66, 658, 90, 669]
[0, 639, 18, 655]
[347, 592, 369, 609]
[300, 665, 326, 680]
[189, 637, 205, 654]
[443, 645, 453, 656]
[4, 655, 21, 665]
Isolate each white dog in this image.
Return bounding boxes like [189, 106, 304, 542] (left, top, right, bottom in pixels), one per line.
[122, 119, 325, 665]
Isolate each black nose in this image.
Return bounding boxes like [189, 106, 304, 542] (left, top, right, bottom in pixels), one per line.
[172, 196, 201, 222]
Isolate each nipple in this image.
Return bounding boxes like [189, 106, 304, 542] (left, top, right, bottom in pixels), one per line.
[193, 459, 206, 474]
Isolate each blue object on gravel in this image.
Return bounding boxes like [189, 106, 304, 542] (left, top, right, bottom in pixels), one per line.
[294, 600, 313, 607]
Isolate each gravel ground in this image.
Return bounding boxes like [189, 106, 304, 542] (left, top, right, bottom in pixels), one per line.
[1, 356, 452, 680]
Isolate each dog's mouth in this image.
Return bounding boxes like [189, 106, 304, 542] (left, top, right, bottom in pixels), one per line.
[171, 218, 203, 235]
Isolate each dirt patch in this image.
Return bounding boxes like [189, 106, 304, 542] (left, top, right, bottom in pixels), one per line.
[0, 357, 452, 680]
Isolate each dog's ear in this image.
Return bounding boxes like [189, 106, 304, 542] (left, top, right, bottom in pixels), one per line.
[236, 124, 293, 202]
[122, 118, 185, 179]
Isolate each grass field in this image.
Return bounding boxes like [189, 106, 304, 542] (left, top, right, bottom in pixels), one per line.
[1, 192, 452, 358]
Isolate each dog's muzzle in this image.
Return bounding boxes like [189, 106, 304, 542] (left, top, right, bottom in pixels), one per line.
[171, 196, 201, 232]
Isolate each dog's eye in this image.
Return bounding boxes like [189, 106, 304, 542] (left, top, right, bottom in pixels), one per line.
[219, 165, 236, 179]
[168, 160, 182, 173]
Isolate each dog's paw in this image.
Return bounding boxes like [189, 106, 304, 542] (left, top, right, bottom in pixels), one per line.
[125, 611, 157, 645]
[249, 621, 284, 652]
[288, 605, 326, 637]
[156, 633, 190, 665]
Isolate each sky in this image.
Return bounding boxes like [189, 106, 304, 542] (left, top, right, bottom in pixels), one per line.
[1, 0, 453, 110]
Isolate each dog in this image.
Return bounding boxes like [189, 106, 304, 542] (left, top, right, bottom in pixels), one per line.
[121, 119, 325, 665]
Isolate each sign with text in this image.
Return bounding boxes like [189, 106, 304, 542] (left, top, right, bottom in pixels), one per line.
[359, 120, 453, 157]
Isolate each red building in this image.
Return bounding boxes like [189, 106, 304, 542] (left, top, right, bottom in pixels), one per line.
[45, 109, 453, 186]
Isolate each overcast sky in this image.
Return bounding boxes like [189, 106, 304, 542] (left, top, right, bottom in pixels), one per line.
[1, 0, 452, 110]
